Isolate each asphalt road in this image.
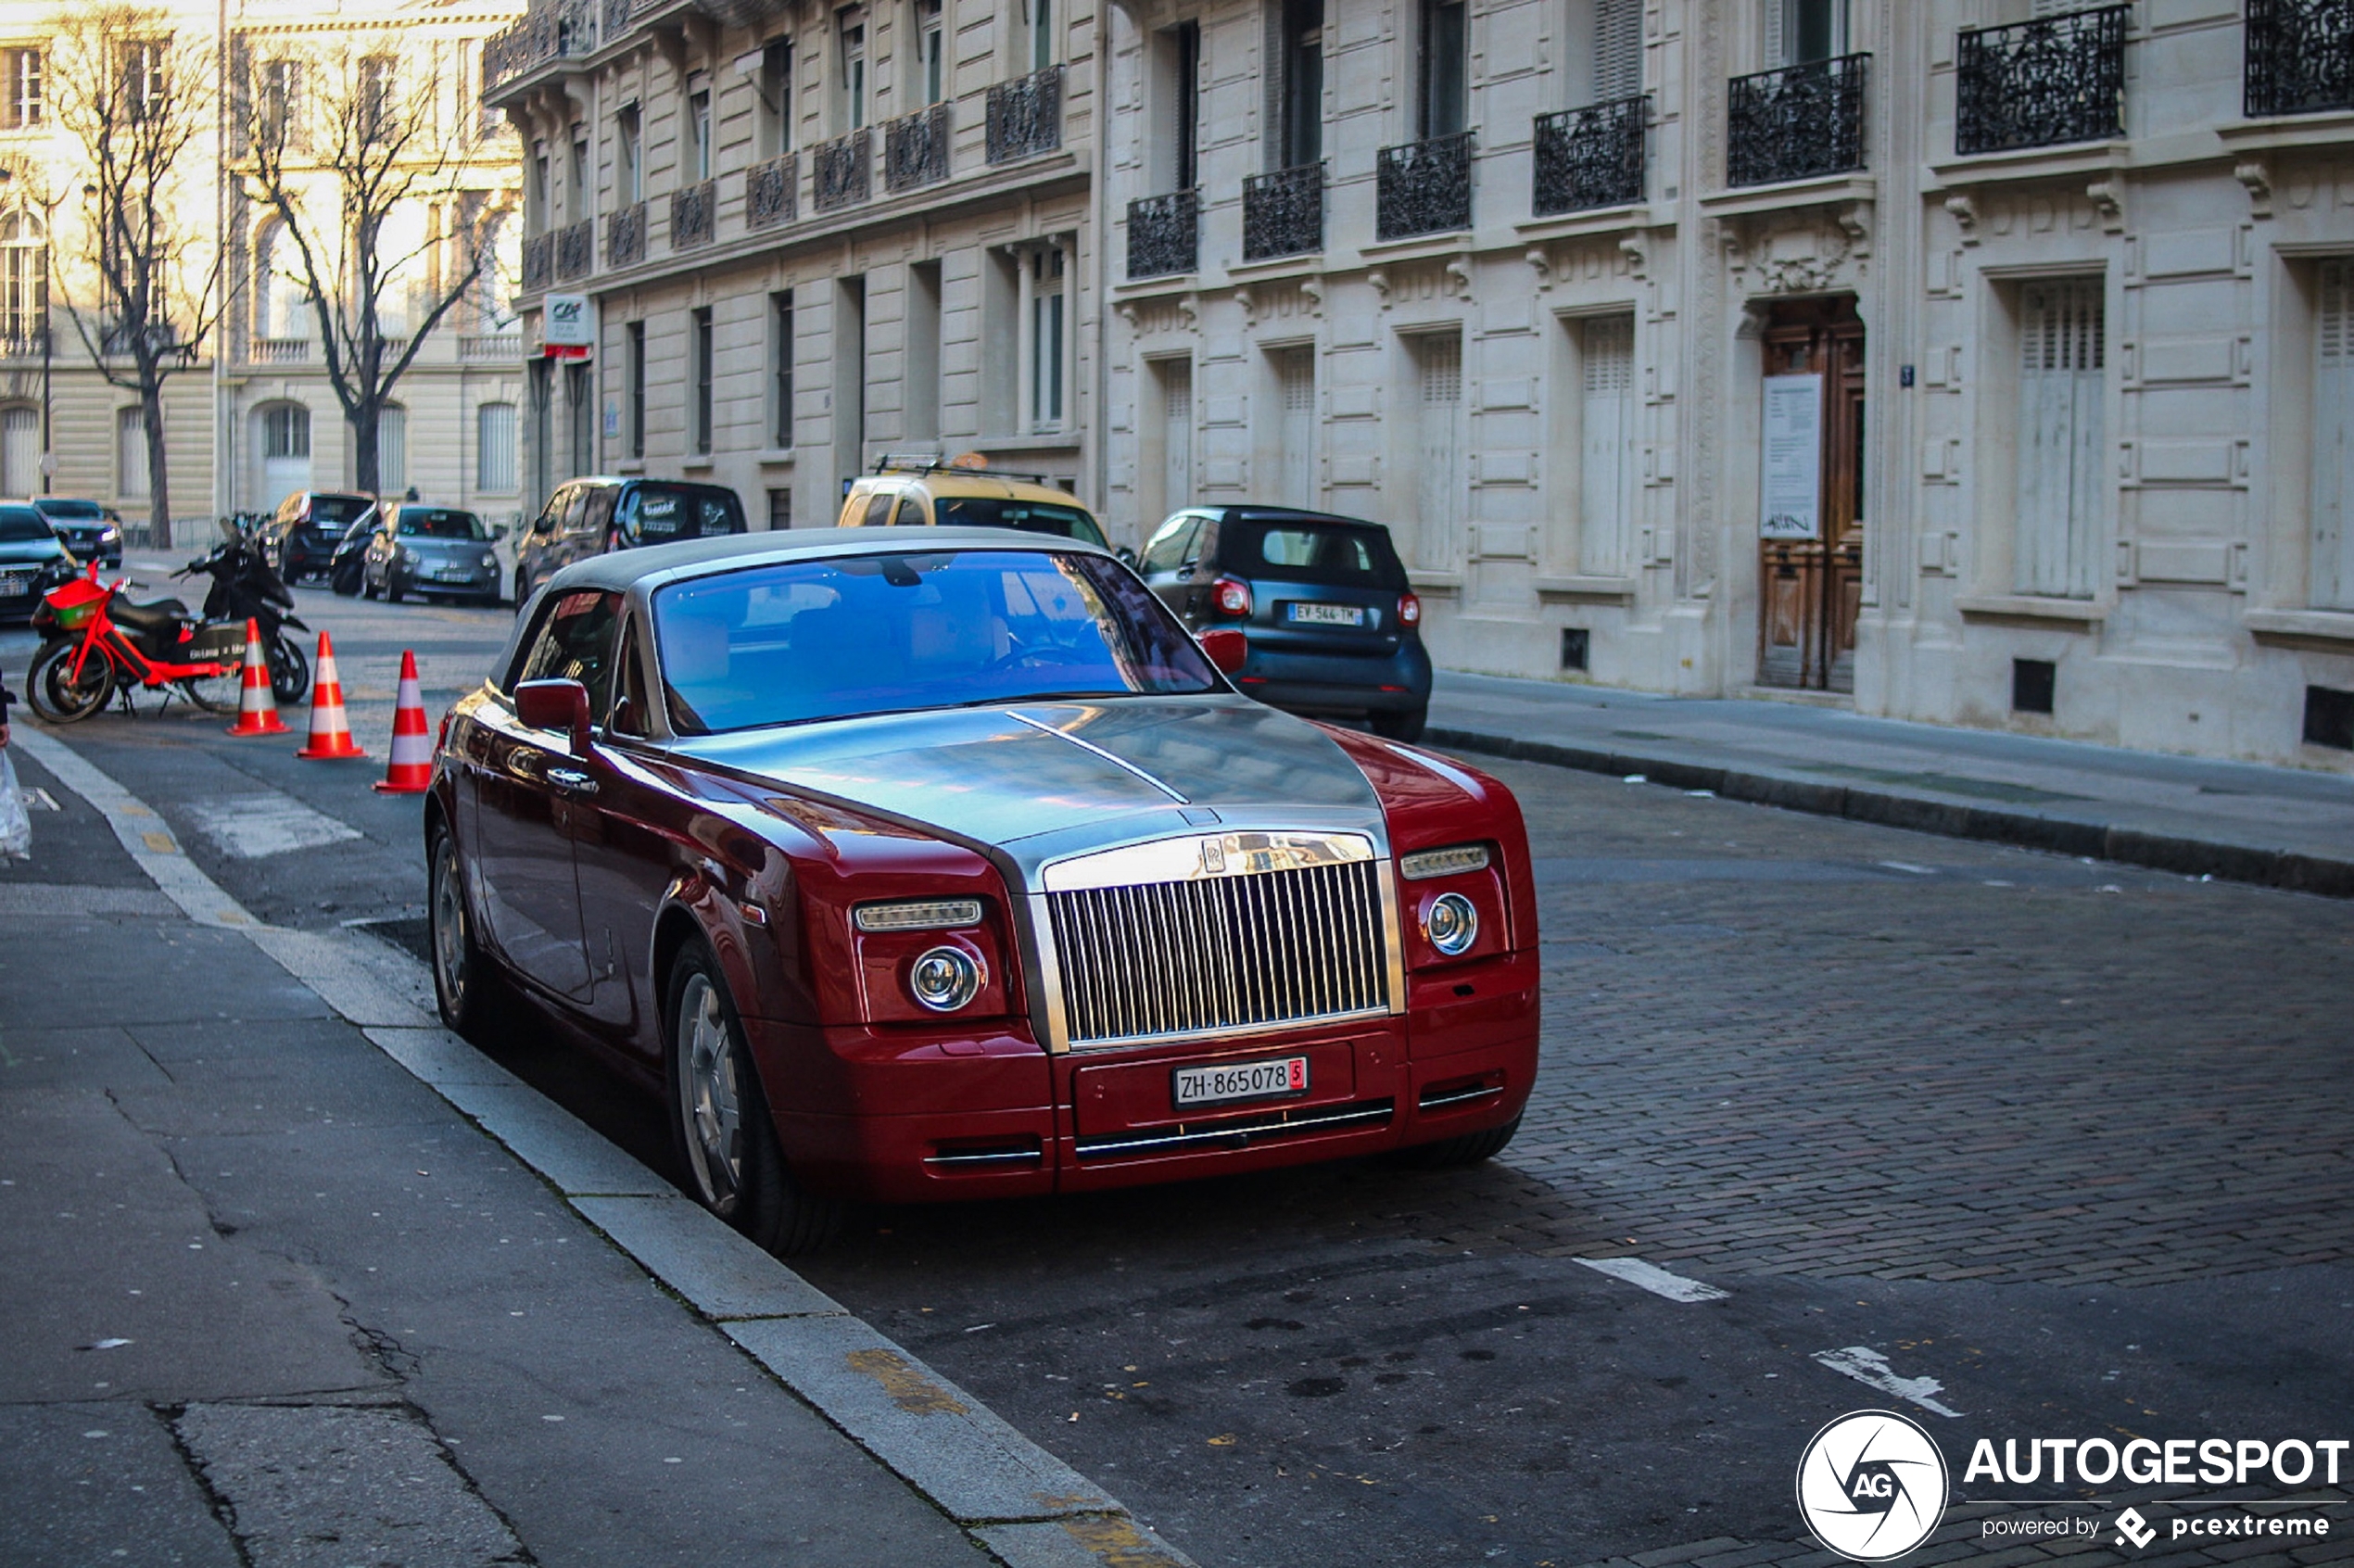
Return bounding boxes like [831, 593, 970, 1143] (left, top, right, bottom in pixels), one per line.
[10, 565, 2350, 1568]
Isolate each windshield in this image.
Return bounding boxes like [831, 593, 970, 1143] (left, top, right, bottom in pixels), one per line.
[397, 508, 488, 540]
[624, 485, 745, 542]
[310, 496, 374, 527]
[653, 549, 1221, 733]
[1235, 517, 1406, 588]
[930, 497, 1108, 549]
[36, 499, 104, 522]
[0, 507, 51, 542]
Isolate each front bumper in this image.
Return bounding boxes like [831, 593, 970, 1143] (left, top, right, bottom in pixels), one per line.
[752, 946, 1538, 1205]
[391, 561, 499, 597]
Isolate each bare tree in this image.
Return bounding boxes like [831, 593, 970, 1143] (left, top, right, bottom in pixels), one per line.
[240, 36, 502, 496]
[47, 4, 224, 544]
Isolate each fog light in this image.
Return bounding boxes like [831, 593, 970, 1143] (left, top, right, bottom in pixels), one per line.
[908, 946, 984, 1012]
[1424, 892, 1477, 956]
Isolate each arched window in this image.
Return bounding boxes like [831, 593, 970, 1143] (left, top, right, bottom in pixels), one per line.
[256, 399, 313, 512]
[0, 207, 44, 344]
[254, 220, 310, 341]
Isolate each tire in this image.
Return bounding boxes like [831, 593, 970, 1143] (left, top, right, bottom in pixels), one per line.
[385, 575, 404, 604]
[1395, 1113, 1521, 1170]
[513, 570, 531, 611]
[28, 640, 115, 723]
[665, 943, 842, 1256]
[361, 569, 379, 601]
[427, 826, 506, 1040]
[332, 562, 361, 597]
[268, 634, 310, 706]
[178, 665, 240, 714]
[1371, 705, 1428, 744]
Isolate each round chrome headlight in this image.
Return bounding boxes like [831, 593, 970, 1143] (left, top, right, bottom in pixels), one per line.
[908, 946, 984, 1012]
[1424, 891, 1478, 956]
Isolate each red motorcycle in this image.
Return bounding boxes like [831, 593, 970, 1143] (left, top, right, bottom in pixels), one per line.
[24, 562, 250, 723]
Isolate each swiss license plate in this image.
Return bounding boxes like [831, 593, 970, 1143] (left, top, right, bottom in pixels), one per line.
[1172, 1055, 1309, 1109]
[1287, 601, 1366, 627]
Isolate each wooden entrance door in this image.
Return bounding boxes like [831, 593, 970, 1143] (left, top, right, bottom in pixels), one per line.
[1757, 297, 1865, 691]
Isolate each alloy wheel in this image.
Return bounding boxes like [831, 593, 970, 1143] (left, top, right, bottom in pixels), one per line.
[677, 973, 743, 1208]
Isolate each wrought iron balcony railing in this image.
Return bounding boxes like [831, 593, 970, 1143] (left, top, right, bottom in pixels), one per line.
[481, 0, 599, 98]
[1376, 132, 1474, 242]
[813, 130, 870, 212]
[554, 219, 593, 280]
[601, 0, 629, 41]
[671, 180, 715, 248]
[1243, 161, 1324, 260]
[987, 64, 1064, 164]
[747, 153, 796, 229]
[1727, 53, 1868, 187]
[1533, 95, 1647, 216]
[885, 102, 952, 192]
[607, 200, 645, 268]
[2246, 0, 2354, 117]
[521, 232, 552, 291]
[1127, 190, 1198, 280]
[1955, 6, 2126, 156]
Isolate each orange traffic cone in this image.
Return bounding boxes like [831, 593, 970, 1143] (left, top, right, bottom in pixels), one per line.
[295, 631, 366, 759]
[224, 619, 292, 737]
[373, 649, 434, 793]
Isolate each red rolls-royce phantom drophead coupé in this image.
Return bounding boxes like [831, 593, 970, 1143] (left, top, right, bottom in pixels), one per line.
[426, 527, 1538, 1252]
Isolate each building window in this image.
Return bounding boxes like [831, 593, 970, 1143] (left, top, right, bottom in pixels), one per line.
[570, 129, 590, 219]
[530, 143, 550, 226]
[692, 306, 715, 455]
[1156, 20, 1201, 192]
[1592, 0, 1640, 100]
[1770, 0, 1847, 67]
[905, 263, 939, 439]
[769, 292, 794, 448]
[1026, 246, 1065, 433]
[377, 404, 408, 493]
[2014, 277, 2105, 601]
[1268, 0, 1321, 169]
[626, 320, 646, 460]
[917, 0, 945, 104]
[566, 361, 592, 475]
[118, 405, 149, 498]
[2, 47, 43, 130]
[256, 57, 301, 149]
[360, 55, 397, 143]
[0, 209, 45, 342]
[261, 403, 310, 460]
[121, 40, 167, 119]
[1155, 357, 1193, 517]
[1273, 346, 1313, 509]
[616, 104, 641, 202]
[1580, 313, 1636, 575]
[1417, 0, 1467, 140]
[475, 211, 517, 334]
[2314, 259, 2354, 610]
[1029, 0, 1054, 71]
[477, 401, 517, 491]
[687, 89, 712, 181]
[759, 40, 792, 157]
[767, 487, 792, 529]
[1412, 330, 1462, 570]
[838, 12, 866, 132]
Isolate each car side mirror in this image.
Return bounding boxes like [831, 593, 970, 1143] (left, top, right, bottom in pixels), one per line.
[1115, 545, 1138, 567]
[491, 524, 509, 541]
[1197, 627, 1247, 676]
[515, 678, 592, 754]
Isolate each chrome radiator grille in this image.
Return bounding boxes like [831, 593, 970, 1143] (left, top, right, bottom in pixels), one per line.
[1046, 857, 1391, 1048]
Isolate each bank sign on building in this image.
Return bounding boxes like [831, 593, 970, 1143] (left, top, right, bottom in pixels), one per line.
[488, 0, 2354, 771]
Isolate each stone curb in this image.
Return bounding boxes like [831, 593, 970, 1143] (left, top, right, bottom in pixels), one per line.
[1428, 726, 2354, 900]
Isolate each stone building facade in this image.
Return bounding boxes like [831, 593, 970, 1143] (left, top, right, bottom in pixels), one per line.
[1100, 0, 2354, 769]
[483, 0, 1099, 537]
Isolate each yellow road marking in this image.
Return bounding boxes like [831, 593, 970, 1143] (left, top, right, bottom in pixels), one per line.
[842, 1348, 968, 1416]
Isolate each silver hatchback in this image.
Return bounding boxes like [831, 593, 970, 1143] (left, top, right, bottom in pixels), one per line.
[362, 505, 505, 606]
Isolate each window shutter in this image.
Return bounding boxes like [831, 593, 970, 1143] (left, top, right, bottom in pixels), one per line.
[2315, 259, 2354, 610]
[1278, 347, 1315, 509]
[1581, 314, 1636, 575]
[2015, 279, 2105, 600]
[1415, 334, 1462, 570]
[1593, 0, 1642, 101]
[1764, 0, 1787, 68]
[1263, 0, 1285, 171]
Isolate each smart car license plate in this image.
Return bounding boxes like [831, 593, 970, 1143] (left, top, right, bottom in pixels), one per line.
[1287, 602, 1365, 627]
[1172, 1056, 1309, 1108]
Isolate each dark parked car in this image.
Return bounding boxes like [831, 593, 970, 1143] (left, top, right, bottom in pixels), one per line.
[361, 505, 504, 605]
[0, 502, 78, 622]
[513, 477, 747, 604]
[427, 527, 1538, 1254]
[264, 491, 377, 583]
[327, 508, 380, 596]
[1136, 507, 1433, 741]
[27, 498, 125, 569]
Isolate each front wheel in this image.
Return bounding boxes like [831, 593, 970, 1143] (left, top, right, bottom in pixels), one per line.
[28, 640, 115, 723]
[1371, 705, 1428, 744]
[428, 827, 504, 1039]
[268, 633, 310, 706]
[1395, 1114, 1521, 1170]
[666, 944, 841, 1256]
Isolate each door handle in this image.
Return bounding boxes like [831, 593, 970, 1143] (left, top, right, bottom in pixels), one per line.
[548, 768, 599, 794]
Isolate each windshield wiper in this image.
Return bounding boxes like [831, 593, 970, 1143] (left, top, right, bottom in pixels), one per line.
[948, 689, 1137, 709]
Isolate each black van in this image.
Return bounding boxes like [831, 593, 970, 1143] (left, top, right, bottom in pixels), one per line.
[512, 477, 748, 604]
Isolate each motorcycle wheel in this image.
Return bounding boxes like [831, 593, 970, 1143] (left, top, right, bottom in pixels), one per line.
[268, 633, 310, 706]
[28, 641, 116, 724]
[179, 664, 240, 714]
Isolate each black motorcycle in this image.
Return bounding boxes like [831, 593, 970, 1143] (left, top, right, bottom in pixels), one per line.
[185, 517, 310, 705]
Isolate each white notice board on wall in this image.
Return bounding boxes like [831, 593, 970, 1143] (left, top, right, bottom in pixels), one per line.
[1759, 373, 1824, 540]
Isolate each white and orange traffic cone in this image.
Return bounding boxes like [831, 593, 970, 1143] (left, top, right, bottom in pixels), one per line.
[373, 649, 434, 793]
[224, 618, 292, 737]
[295, 631, 366, 759]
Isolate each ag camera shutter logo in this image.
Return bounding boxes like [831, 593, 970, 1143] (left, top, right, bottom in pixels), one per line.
[1796, 1410, 1951, 1562]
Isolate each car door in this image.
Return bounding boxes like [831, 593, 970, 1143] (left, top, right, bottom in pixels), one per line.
[566, 611, 677, 1049]
[562, 487, 614, 566]
[470, 589, 622, 1004]
[1136, 513, 1203, 622]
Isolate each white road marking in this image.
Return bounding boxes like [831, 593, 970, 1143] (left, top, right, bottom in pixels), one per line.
[1877, 860, 1936, 876]
[1812, 1345, 1964, 1418]
[1574, 1257, 1730, 1303]
[184, 793, 362, 859]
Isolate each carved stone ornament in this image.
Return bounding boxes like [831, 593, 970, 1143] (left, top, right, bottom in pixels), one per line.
[2085, 178, 2124, 234]
[2234, 158, 2274, 220]
[1944, 192, 1981, 246]
[1525, 246, 1554, 291]
[1367, 268, 1390, 308]
[1234, 285, 1256, 327]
